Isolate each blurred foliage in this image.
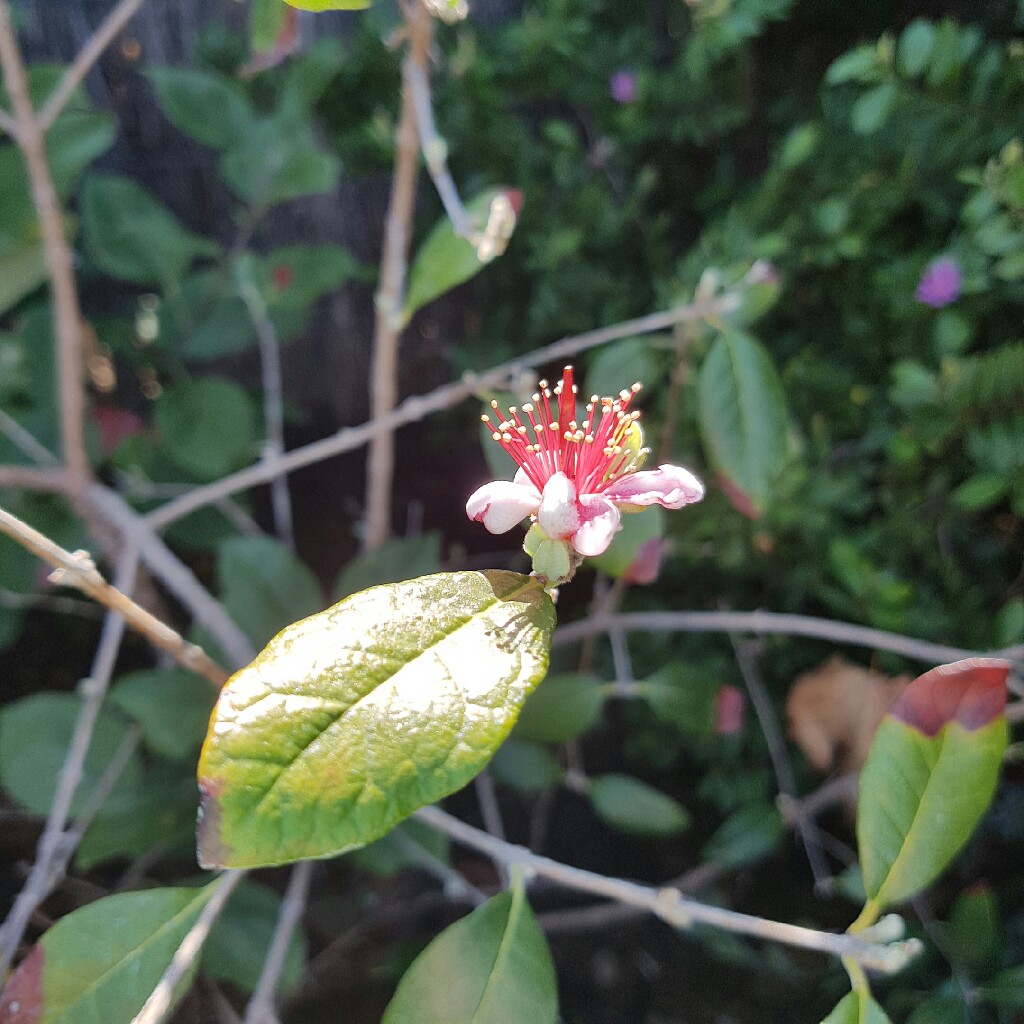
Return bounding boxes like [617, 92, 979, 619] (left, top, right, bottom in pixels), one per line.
[0, 1, 1022, 1022]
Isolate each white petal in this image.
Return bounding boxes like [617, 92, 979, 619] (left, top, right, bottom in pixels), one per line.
[572, 494, 621, 557]
[466, 480, 540, 534]
[603, 464, 705, 509]
[537, 472, 580, 540]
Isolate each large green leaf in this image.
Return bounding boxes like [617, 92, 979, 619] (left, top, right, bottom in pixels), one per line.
[197, 571, 555, 868]
[381, 888, 558, 1024]
[821, 992, 893, 1024]
[217, 536, 323, 649]
[0, 694, 143, 817]
[0, 885, 216, 1024]
[403, 189, 520, 324]
[81, 176, 219, 285]
[696, 330, 789, 516]
[857, 659, 1008, 910]
[153, 377, 257, 480]
[148, 67, 255, 151]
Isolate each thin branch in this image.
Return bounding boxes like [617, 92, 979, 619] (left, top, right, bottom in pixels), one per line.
[243, 861, 314, 1024]
[236, 269, 294, 550]
[553, 609, 1021, 666]
[0, 464, 68, 491]
[131, 870, 247, 1024]
[0, 2, 90, 495]
[0, 548, 138, 978]
[473, 772, 509, 887]
[37, 0, 145, 131]
[0, 102, 17, 139]
[389, 828, 488, 904]
[416, 805, 922, 973]
[364, 0, 432, 551]
[0, 502, 229, 685]
[145, 295, 735, 531]
[85, 484, 255, 670]
[0, 408, 60, 466]
[405, 60, 474, 240]
[728, 632, 833, 894]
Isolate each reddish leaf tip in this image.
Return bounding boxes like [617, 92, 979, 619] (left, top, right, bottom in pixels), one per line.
[890, 658, 1009, 736]
[0, 944, 44, 1024]
[196, 777, 227, 869]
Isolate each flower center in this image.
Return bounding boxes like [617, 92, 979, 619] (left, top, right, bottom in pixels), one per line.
[481, 365, 650, 495]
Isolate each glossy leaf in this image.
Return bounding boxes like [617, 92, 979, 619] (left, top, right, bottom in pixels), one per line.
[197, 570, 555, 868]
[513, 673, 605, 744]
[203, 882, 306, 994]
[404, 189, 520, 324]
[154, 378, 257, 480]
[108, 669, 217, 760]
[821, 992, 892, 1024]
[489, 739, 564, 792]
[589, 774, 689, 837]
[0, 885, 216, 1024]
[148, 67, 255, 151]
[333, 532, 442, 600]
[857, 659, 1008, 909]
[0, 694, 142, 817]
[381, 888, 558, 1024]
[218, 536, 323, 649]
[81, 176, 219, 285]
[697, 330, 788, 516]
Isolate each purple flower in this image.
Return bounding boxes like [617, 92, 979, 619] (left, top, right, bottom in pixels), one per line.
[610, 69, 638, 104]
[916, 257, 962, 308]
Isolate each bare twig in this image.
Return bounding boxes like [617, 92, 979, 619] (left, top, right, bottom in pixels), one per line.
[243, 861, 314, 1024]
[364, 0, 432, 551]
[37, 0, 145, 131]
[0, 2, 90, 496]
[728, 632, 833, 893]
[415, 805, 922, 973]
[85, 484, 255, 670]
[554, 609, 1021, 666]
[0, 502, 229, 685]
[131, 870, 247, 1024]
[236, 266, 294, 550]
[145, 296, 735, 531]
[0, 464, 68, 491]
[473, 772, 509, 887]
[0, 103, 17, 139]
[0, 548, 138, 978]
[406, 60, 474, 240]
[0, 408, 60, 466]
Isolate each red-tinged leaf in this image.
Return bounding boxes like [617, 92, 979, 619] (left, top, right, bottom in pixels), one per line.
[0, 945, 43, 1024]
[857, 658, 1009, 910]
[889, 658, 1008, 736]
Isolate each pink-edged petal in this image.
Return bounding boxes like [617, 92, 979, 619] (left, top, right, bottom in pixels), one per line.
[572, 494, 621, 557]
[466, 480, 540, 534]
[538, 472, 580, 540]
[603, 464, 705, 509]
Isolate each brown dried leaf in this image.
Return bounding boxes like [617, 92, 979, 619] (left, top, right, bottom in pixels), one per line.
[786, 656, 910, 775]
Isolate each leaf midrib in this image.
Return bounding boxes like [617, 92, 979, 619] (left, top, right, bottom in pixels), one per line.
[471, 887, 525, 1023]
[252, 577, 536, 808]
[49, 887, 211, 1024]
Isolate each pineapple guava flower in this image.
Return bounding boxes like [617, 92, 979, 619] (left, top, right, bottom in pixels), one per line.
[466, 366, 704, 584]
